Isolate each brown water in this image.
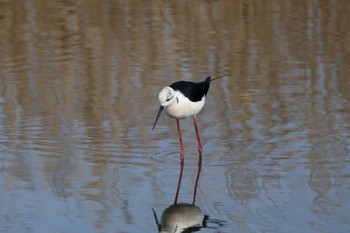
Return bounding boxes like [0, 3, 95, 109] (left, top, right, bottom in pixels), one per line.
[0, 1, 349, 232]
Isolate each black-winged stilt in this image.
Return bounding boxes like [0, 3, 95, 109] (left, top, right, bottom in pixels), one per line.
[152, 76, 224, 162]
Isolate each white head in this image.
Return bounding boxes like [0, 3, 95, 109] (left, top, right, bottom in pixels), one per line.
[152, 86, 176, 131]
[158, 86, 176, 107]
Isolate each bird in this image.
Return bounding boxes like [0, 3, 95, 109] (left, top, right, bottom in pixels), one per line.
[152, 75, 225, 162]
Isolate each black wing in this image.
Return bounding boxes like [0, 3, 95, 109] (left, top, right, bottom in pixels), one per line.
[170, 77, 211, 102]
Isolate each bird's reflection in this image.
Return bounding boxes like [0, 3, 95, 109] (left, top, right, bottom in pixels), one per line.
[153, 203, 207, 233]
[152, 162, 223, 232]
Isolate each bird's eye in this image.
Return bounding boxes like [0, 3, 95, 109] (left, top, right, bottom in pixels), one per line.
[166, 98, 170, 101]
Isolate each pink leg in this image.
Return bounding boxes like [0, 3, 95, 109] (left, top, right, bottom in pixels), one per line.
[174, 161, 184, 204]
[176, 119, 185, 162]
[193, 116, 202, 162]
[192, 163, 202, 205]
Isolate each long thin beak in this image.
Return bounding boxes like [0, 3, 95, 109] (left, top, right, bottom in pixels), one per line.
[151, 208, 162, 231]
[152, 106, 164, 131]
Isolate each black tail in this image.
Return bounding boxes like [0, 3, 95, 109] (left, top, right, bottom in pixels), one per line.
[200, 74, 227, 96]
[210, 74, 227, 82]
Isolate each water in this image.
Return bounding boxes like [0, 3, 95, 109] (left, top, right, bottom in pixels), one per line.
[0, 1, 349, 232]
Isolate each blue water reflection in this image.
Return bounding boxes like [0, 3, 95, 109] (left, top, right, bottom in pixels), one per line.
[1, 0, 350, 233]
[152, 162, 225, 232]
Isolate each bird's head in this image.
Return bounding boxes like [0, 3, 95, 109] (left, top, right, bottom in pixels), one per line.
[152, 87, 175, 131]
[158, 86, 176, 107]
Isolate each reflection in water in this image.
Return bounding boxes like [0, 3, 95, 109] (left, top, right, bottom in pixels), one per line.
[153, 204, 206, 233]
[0, 0, 349, 232]
[152, 163, 223, 233]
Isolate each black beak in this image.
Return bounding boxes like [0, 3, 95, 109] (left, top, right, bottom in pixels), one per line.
[152, 106, 164, 131]
[151, 208, 162, 231]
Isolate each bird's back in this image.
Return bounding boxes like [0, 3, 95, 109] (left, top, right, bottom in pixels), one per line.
[170, 77, 211, 102]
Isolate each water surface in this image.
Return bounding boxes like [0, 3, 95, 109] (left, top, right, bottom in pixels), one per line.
[0, 1, 349, 232]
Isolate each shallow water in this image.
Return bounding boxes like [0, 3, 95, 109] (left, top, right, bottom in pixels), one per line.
[0, 1, 349, 232]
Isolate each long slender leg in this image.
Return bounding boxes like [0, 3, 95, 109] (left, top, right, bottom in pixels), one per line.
[192, 162, 202, 205]
[174, 160, 184, 204]
[193, 116, 202, 162]
[176, 119, 185, 162]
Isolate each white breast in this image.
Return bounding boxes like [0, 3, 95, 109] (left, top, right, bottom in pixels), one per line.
[164, 91, 205, 119]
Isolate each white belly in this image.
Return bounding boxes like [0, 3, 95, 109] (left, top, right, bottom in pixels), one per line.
[165, 91, 205, 119]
